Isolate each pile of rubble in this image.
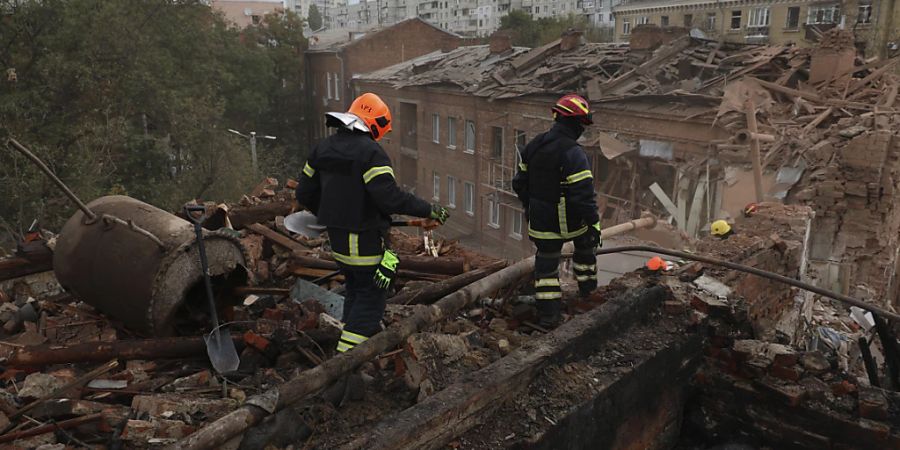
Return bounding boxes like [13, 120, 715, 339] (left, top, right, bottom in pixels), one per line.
[0, 176, 508, 448]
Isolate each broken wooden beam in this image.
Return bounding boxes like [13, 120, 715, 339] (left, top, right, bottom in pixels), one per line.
[0, 412, 103, 444]
[346, 285, 669, 450]
[173, 217, 657, 450]
[228, 199, 293, 230]
[7, 336, 245, 367]
[388, 260, 507, 305]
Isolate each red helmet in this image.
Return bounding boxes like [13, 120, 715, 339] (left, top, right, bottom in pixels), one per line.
[552, 94, 593, 125]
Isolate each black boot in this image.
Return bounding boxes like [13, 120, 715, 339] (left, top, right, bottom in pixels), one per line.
[536, 300, 562, 329]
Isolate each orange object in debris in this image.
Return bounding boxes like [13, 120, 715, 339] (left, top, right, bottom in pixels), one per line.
[646, 256, 667, 271]
[743, 202, 759, 217]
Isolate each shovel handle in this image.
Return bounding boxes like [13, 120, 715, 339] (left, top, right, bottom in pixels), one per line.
[184, 205, 207, 225]
[391, 219, 440, 230]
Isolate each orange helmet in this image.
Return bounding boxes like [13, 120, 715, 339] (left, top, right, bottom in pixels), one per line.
[646, 256, 667, 271]
[348, 93, 392, 141]
[552, 94, 593, 125]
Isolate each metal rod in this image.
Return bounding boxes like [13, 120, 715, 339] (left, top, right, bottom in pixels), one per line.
[6, 138, 165, 249]
[859, 336, 881, 388]
[591, 245, 900, 323]
[6, 138, 96, 221]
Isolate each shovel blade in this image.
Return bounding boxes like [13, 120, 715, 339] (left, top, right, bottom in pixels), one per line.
[205, 328, 241, 374]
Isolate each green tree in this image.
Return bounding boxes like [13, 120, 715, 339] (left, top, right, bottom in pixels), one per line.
[307, 4, 323, 31]
[500, 10, 540, 47]
[499, 10, 613, 47]
[0, 0, 309, 238]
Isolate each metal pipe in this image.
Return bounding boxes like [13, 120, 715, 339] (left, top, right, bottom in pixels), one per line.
[591, 245, 900, 323]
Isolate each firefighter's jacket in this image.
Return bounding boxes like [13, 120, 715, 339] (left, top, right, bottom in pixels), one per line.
[512, 122, 599, 241]
[296, 129, 431, 265]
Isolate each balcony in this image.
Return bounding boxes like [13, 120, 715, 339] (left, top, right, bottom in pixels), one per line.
[745, 25, 769, 44]
[486, 162, 517, 196]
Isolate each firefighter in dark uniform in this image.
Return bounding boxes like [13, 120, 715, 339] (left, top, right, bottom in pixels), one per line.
[513, 94, 601, 328]
[296, 93, 449, 353]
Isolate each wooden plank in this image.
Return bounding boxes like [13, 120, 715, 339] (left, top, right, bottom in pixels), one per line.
[648, 182, 679, 227]
[746, 98, 765, 203]
[247, 223, 306, 253]
[685, 176, 708, 238]
[801, 106, 834, 137]
[344, 285, 668, 450]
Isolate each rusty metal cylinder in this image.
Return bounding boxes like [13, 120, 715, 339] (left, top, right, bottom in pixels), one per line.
[53, 195, 247, 336]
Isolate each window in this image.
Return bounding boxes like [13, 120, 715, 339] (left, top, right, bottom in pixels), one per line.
[326, 73, 332, 99]
[622, 19, 631, 35]
[514, 129, 526, 151]
[748, 7, 770, 27]
[432, 113, 440, 143]
[660, 16, 669, 27]
[433, 172, 440, 201]
[333, 74, 340, 101]
[464, 182, 475, 216]
[807, 5, 840, 25]
[465, 120, 476, 153]
[637, 16, 649, 25]
[510, 210, 522, 239]
[858, 4, 872, 24]
[488, 196, 500, 228]
[706, 13, 716, 31]
[786, 6, 800, 29]
[448, 117, 457, 148]
[490, 126, 503, 159]
[730, 10, 741, 30]
[683, 14, 693, 27]
[447, 176, 457, 208]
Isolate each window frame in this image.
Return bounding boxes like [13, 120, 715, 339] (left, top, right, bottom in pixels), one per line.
[705, 12, 716, 31]
[490, 126, 503, 160]
[785, 6, 800, 29]
[326, 72, 332, 100]
[448, 117, 457, 148]
[509, 210, 522, 239]
[447, 176, 457, 208]
[730, 10, 742, 30]
[488, 196, 500, 228]
[660, 15, 669, 27]
[747, 7, 770, 27]
[432, 171, 440, 201]
[807, 5, 840, 25]
[334, 73, 340, 101]
[464, 181, 475, 216]
[432, 113, 440, 143]
[858, 4, 872, 24]
[465, 120, 476, 154]
[622, 19, 631, 35]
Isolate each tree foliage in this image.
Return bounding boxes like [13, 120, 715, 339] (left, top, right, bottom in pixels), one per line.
[307, 4, 323, 31]
[0, 0, 309, 238]
[499, 10, 613, 48]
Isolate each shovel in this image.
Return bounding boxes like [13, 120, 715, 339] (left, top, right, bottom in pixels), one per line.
[184, 205, 241, 374]
[284, 211, 440, 239]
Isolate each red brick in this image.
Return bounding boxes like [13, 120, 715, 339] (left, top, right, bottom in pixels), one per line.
[769, 364, 803, 382]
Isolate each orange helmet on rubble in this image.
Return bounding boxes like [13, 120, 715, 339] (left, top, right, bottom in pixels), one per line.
[348, 93, 392, 141]
[552, 94, 593, 125]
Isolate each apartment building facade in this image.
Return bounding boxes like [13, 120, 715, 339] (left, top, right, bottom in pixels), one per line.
[210, 0, 285, 27]
[612, 1, 875, 48]
[305, 18, 462, 140]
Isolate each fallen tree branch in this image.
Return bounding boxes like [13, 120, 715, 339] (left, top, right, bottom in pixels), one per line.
[11, 360, 118, 420]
